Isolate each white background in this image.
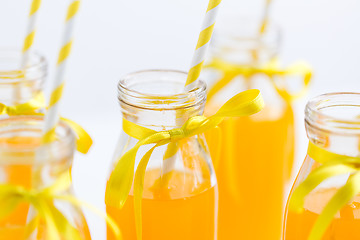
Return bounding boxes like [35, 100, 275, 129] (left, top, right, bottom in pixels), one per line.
[1, 0, 360, 238]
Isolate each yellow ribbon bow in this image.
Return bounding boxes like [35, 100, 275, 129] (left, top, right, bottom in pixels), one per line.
[0, 93, 93, 154]
[289, 142, 360, 240]
[0, 172, 121, 240]
[105, 89, 264, 240]
[205, 58, 312, 103]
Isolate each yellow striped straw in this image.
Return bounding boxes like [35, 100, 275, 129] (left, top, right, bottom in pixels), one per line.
[185, 0, 222, 90]
[259, 0, 272, 34]
[15, 0, 42, 102]
[22, 0, 42, 67]
[42, 0, 80, 143]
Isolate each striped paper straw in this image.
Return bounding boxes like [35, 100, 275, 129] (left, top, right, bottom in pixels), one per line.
[21, 0, 42, 67]
[14, 0, 42, 102]
[184, 0, 222, 90]
[42, 0, 80, 143]
[259, 0, 272, 34]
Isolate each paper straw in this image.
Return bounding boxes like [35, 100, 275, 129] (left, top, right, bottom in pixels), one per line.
[184, 0, 222, 91]
[42, 0, 80, 143]
[161, 0, 222, 191]
[14, 0, 42, 102]
[21, 0, 42, 67]
[259, 0, 272, 34]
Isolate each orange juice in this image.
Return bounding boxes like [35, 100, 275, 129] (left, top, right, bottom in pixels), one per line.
[0, 136, 35, 239]
[0, 136, 91, 240]
[35, 220, 92, 240]
[285, 188, 360, 240]
[106, 168, 217, 240]
[206, 103, 294, 239]
[0, 165, 32, 239]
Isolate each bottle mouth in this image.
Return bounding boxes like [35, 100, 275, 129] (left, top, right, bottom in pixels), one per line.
[305, 92, 360, 135]
[0, 49, 47, 84]
[118, 69, 207, 110]
[0, 116, 75, 165]
[211, 16, 281, 64]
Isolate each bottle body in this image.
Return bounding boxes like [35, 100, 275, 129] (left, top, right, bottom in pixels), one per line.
[206, 103, 293, 239]
[203, 20, 293, 239]
[284, 93, 360, 240]
[105, 70, 217, 240]
[0, 116, 91, 240]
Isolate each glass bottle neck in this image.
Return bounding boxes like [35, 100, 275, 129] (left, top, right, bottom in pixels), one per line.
[305, 92, 360, 158]
[118, 70, 207, 130]
[0, 116, 75, 189]
[210, 38, 278, 66]
[121, 103, 204, 131]
[210, 19, 280, 66]
[0, 50, 46, 106]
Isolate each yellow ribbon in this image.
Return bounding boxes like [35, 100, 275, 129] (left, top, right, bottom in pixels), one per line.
[0, 93, 45, 116]
[0, 171, 121, 240]
[58, 117, 92, 154]
[27, 116, 92, 155]
[289, 141, 360, 240]
[105, 89, 264, 240]
[205, 58, 312, 103]
[0, 93, 92, 154]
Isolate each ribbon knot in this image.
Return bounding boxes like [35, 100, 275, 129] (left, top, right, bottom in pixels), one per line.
[21, 189, 39, 202]
[0, 172, 121, 240]
[105, 89, 264, 240]
[238, 66, 257, 78]
[168, 128, 185, 141]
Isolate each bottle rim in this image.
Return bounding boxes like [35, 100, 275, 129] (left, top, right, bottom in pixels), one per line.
[118, 69, 207, 111]
[305, 92, 360, 135]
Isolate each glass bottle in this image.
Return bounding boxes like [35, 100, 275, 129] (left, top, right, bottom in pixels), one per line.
[0, 116, 91, 239]
[284, 92, 360, 240]
[106, 70, 217, 240]
[203, 19, 294, 239]
[0, 49, 47, 112]
[0, 50, 49, 239]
